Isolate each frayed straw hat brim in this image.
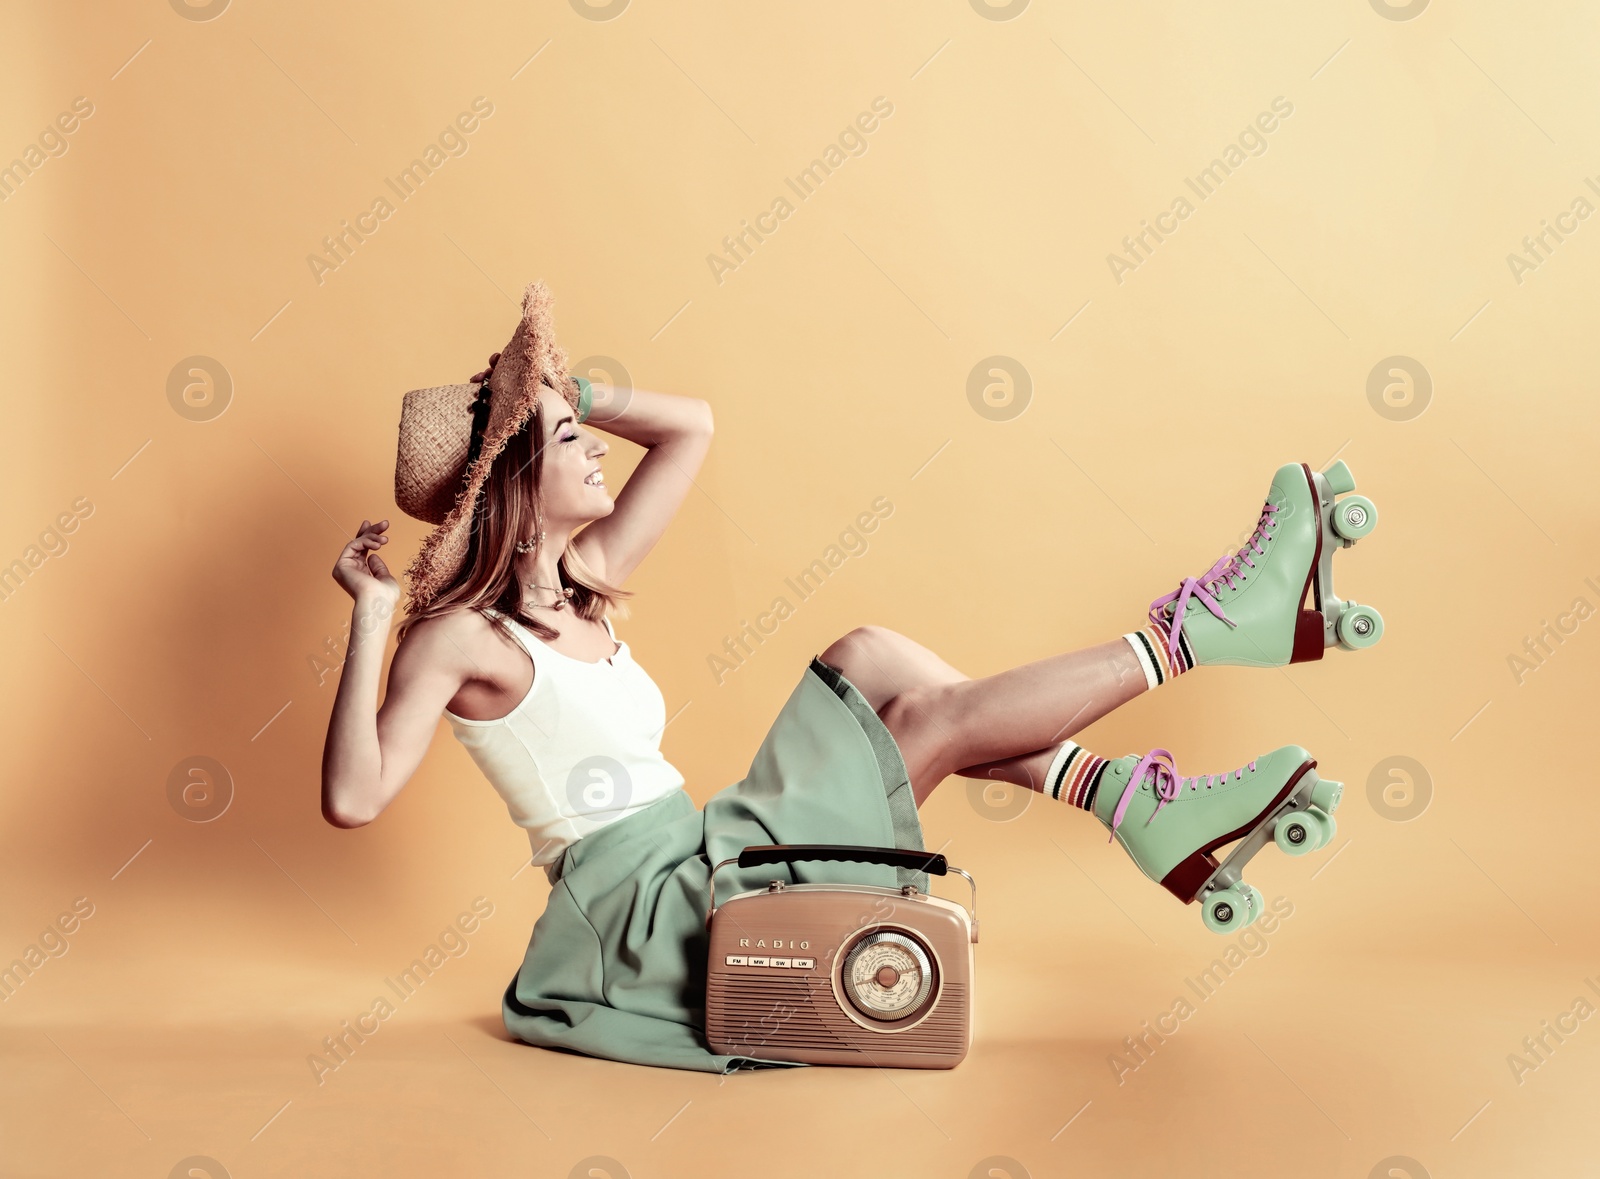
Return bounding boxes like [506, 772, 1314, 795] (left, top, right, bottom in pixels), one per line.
[393, 281, 578, 615]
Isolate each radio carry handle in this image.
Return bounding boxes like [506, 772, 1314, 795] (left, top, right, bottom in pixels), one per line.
[737, 843, 947, 875]
[706, 843, 978, 941]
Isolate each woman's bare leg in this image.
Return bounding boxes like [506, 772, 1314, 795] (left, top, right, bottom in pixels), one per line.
[819, 627, 1151, 807]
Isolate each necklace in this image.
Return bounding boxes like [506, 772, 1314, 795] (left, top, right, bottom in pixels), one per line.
[516, 527, 572, 610]
[523, 583, 574, 611]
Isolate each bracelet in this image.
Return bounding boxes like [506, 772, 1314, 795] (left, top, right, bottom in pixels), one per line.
[572, 375, 593, 423]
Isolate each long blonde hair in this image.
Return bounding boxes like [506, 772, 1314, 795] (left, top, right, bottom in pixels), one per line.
[396, 396, 631, 646]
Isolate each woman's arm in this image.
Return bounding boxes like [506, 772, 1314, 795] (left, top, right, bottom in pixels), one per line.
[571, 384, 713, 587]
[320, 521, 470, 828]
[321, 589, 395, 827]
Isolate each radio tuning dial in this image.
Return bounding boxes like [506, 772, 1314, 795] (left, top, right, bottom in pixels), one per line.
[842, 931, 935, 1020]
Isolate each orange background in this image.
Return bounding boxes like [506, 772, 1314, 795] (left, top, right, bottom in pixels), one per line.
[3, 1, 1597, 1176]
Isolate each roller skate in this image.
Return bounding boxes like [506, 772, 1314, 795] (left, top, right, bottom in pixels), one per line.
[1088, 745, 1343, 934]
[1148, 460, 1384, 668]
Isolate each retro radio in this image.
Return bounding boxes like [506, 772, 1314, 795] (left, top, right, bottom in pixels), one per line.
[704, 844, 978, 1068]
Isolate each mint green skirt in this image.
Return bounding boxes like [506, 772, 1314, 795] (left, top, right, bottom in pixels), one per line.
[501, 655, 930, 1073]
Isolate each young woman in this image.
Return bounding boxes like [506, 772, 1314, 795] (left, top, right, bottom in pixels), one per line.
[321, 282, 1383, 1074]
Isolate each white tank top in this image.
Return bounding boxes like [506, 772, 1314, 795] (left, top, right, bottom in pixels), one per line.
[442, 608, 687, 879]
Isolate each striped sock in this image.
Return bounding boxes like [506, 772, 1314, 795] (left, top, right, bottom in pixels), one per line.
[1123, 615, 1195, 690]
[1043, 739, 1112, 813]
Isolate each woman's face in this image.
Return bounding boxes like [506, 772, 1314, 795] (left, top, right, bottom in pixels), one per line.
[534, 384, 612, 527]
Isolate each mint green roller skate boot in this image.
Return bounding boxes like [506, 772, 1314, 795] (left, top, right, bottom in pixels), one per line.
[1088, 746, 1344, 934]
[1147, 460, 1384, 669]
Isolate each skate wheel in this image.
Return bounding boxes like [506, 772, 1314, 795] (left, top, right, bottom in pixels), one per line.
[1308, 807, 1337, 848]
[1274, 809, 1327, 856]
[1202, 885, 1249, 933]
[1336, 604, 1384, 650]
[1331, 494, 1377, 541]
[1309, 776, 1343, 814]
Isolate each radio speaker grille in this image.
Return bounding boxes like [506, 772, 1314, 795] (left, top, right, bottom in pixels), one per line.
[707, 974, 968, 1055]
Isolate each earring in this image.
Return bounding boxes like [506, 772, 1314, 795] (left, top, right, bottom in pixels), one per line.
[514, 530, 545, 555]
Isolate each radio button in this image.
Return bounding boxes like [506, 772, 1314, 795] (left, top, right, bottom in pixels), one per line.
[792, 957, 815, 969]
[770, 957, 790, 967]
[725, 955, 748, 966]
[748, 956, 769, 966]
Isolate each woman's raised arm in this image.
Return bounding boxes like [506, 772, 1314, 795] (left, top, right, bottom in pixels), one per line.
[319, 519, 470, 828]
[569, 385, 713, 588]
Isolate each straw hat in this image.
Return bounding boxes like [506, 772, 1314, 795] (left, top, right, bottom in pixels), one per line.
[394, 280, 589, 615]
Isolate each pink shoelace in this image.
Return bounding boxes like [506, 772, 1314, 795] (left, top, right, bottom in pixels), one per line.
[1106, 748, 1259, 840]
[1148, 501, 1280, 659]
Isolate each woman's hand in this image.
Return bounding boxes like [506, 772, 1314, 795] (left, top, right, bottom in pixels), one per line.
[333, 519, 400, 607]
[469, 352, 501, 384]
